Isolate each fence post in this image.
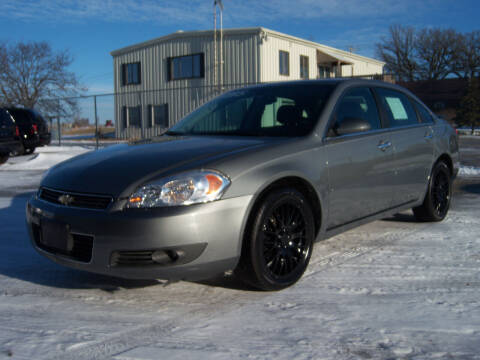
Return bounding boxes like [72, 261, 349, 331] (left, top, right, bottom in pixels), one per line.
[94, 95, 99, 150]
[57, 116, 61, 146]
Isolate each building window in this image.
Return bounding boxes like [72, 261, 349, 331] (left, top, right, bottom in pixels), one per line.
[279, 50, 289, 76]
[121, 62, 141, 86]
[167, 54, 204, 81]
[318, 65, 331, 79]
[300, 56, 309, 79]
[122, 106, 142, 128]
[121, 107, 127, 129]
[147, 104, 169, 128]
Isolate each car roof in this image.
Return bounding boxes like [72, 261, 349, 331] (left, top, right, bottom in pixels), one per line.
[236, 79, 423, 106]
[236, 78, 408, 92]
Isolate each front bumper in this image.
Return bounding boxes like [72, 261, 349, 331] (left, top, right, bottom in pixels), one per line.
[26, 194, 253, 280]
[39, 133, 51, 146]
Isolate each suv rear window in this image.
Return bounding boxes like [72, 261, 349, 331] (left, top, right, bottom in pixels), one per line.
[8, 109, 32, 125]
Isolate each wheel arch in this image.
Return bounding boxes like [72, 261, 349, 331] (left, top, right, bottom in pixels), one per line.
[240, 176, 323, 249]
[435, 153, 454, 176]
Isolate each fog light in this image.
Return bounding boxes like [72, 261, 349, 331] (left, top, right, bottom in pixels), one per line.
[152, 251, 170, 264]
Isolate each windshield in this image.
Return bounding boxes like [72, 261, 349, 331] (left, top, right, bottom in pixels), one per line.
[167, 83, 334, 137]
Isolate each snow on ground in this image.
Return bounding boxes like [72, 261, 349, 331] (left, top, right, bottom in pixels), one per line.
[0, 144, 479, 359]
[2, 145, 91, 171]
[0, 146, 93, 196]
[459, 165, 480, 177]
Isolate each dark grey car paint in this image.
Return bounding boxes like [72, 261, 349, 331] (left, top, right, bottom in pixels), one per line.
[26, 79, 459, 280]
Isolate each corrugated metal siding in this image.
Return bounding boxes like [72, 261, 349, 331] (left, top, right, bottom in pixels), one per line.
[113, 33, 260, 138]
[112, 29, 384, 139]
[259, 34, 318, 82]
[348, 61, 384, 77]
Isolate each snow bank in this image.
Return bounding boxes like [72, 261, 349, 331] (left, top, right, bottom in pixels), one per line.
[35, 145, 90, 153]
[459, 165, 480, 177]
[3, 146, 91, 171]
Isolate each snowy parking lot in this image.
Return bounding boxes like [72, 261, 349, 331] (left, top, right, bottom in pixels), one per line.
[1, 138, 480, 360]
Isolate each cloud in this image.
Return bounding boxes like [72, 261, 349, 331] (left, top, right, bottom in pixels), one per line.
[0, 0, 212, 25]
[0, 0, 439, 26]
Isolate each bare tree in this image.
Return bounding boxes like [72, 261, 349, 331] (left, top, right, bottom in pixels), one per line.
[452, 31, 480, 79]
[375, 25, 418, 81]
[415, 28, 458, 80]
[0, 41, 84, 117]
[375, 25, 479, 81]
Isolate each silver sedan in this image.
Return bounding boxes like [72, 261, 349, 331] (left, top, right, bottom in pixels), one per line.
[26, 79, 459, 290]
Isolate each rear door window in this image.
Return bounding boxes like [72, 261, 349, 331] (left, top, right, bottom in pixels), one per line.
[376, 88, 419, 128]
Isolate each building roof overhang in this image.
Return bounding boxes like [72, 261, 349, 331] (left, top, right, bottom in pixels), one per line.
[316, 49, 353, 66]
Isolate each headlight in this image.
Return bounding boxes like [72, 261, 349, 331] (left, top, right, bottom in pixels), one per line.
[126, 170, 230, 208]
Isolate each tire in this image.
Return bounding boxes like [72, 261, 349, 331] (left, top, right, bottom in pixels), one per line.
[11, 142, 25, 156]
[413, 161, 452, 222]
[236, 188, 315, 291]
[0, 154, 8, 165]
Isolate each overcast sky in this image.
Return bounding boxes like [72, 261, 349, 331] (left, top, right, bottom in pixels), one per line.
[1, 0, 479, 104]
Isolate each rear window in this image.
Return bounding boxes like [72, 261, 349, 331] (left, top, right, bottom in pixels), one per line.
[8, 109, 32, 125]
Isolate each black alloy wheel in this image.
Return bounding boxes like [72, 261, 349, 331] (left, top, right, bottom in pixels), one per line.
[413, 161, 452, 222]
[431, 167, 450, 217]
[237, 188, 315, 291]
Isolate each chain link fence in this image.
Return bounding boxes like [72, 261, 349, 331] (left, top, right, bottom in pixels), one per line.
[46, 82, 262, 147]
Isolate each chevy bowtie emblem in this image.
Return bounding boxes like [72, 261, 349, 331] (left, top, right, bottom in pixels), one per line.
[58, 194, 74, 206]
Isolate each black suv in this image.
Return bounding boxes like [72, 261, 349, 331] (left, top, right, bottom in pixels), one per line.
[0, 109, 22, 164]
[6, 108, 51, 155]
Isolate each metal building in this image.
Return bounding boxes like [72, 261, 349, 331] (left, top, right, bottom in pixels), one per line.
[110, 27, 385, 139]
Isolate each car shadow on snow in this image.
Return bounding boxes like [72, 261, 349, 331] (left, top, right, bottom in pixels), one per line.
[381, 211, 417, 223]
[0, 192, 254, 292]
[0, 192, 160, 291]
[459, 181, 480, 195]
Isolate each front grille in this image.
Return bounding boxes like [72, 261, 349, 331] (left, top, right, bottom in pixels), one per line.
[32, 223, 94, 263]
[40, 187, 112, 210]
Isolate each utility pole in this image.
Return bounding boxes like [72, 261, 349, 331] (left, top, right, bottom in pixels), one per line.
[214, 0, 224, 92]
[213, 3, 217, 92]
[94, 95, 99, 150]
[220, 2, 223, 91]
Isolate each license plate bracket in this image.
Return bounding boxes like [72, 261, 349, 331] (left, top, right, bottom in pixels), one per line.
[40, 219, 74, 253]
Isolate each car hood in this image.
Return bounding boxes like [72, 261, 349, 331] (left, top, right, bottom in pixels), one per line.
[41, 136, 271, 197]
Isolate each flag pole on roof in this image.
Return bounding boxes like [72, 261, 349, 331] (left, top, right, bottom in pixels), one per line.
[214, 0, 224, 11]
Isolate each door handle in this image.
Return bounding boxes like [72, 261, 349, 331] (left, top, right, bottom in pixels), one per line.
[377, 141, 392, 151]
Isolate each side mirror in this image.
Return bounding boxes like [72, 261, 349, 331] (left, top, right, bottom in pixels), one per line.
[335, 117, 371, 136]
